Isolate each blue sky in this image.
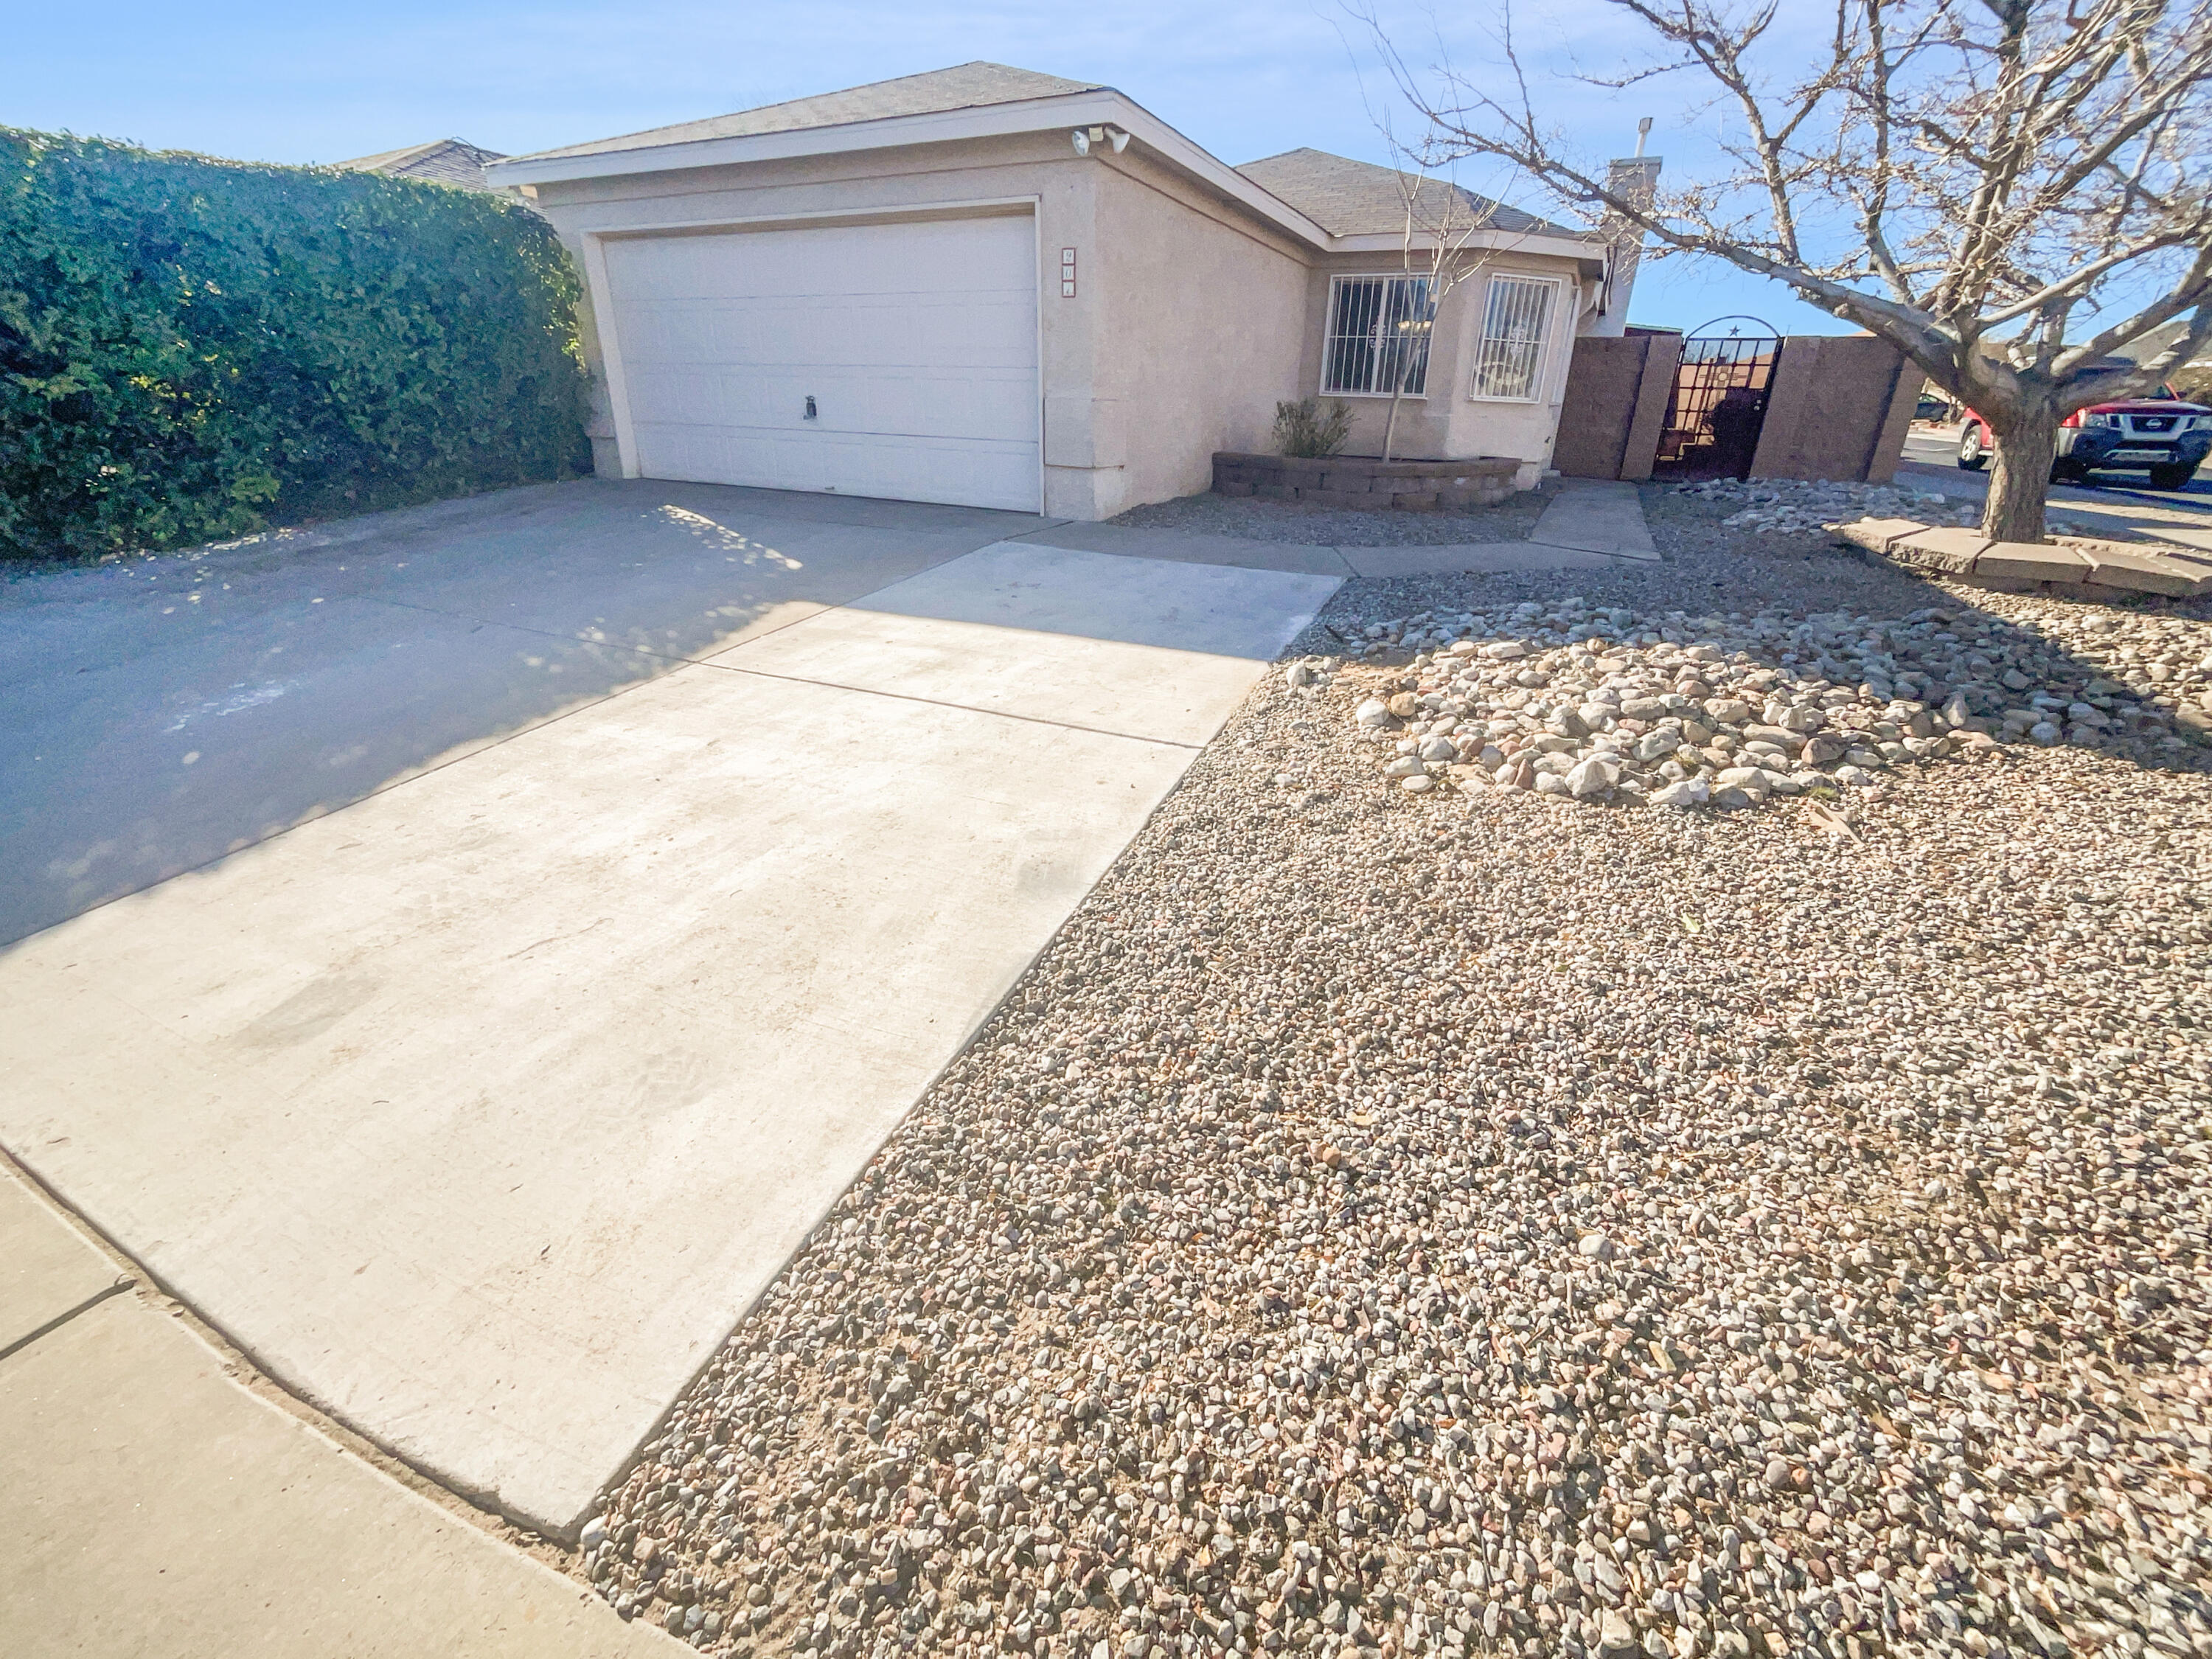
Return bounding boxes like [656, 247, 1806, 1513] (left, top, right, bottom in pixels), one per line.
[9, 0, 1857, 335]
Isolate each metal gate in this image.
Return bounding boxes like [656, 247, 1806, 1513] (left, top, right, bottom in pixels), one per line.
[1652, 317, 1782, 479]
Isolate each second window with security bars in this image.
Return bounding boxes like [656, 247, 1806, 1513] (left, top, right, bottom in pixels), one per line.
[1470, 274, 1558, 400]
[1321, 275, 1436, 397]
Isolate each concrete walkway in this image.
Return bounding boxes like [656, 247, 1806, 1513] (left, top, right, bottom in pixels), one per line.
[1006, 479, 1662, 575]
[0, 529, 1335, 1537]
[1526, 479, 1661, 560]
[1, 1164, 675, 1658]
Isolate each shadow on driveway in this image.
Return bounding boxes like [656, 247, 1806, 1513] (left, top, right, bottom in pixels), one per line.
[0, 479, 1045, 947]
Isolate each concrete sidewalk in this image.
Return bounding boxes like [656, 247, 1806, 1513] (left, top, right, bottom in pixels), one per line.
[1008, 479, 1659, 574]
[0, 538, 1336, 1537]
[1, 1165, 674, 1659]
[1527, 479, 1661, 561]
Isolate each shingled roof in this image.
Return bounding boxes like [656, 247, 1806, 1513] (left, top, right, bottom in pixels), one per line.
[1236, 148, 1580, 240]
[336, 138, 509, 192]
[512, 62, 1105, 164]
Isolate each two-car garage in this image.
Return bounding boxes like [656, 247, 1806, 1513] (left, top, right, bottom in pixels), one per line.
[596, 212, 1042, 512]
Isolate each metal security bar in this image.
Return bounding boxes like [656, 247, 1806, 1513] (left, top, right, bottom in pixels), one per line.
[1323, 276, 1434, 397]
[1654, 319, 1782, 479]
[1470, 275, 1556, 400]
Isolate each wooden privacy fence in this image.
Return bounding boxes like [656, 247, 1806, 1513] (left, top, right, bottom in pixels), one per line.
[1555, 331, 1920, 484]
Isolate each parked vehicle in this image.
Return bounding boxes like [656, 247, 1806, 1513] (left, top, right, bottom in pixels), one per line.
[1957, 385, 2211, 490]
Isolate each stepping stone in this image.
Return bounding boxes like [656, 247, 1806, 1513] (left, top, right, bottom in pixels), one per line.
[1973, 543, 2090, 585]
[1888, 526, 1991, 574]
[2078, 543, 2212, 597]
[1831, 517, 1926, 554]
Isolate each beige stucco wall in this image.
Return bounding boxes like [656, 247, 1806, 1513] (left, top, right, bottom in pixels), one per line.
[1294, 252, 1588, 488]
[1082, 158, 1311, 515]
[526, 132, 1317, 520]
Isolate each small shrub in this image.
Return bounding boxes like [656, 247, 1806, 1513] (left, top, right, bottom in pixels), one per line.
[1273, 397, 1354, 459]
[0, 128, 588, 562]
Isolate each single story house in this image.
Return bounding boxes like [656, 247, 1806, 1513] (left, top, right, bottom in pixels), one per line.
[489, 63, 1657, 520]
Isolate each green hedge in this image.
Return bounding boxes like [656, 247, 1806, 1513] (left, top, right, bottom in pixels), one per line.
[0, 128, 589, 561]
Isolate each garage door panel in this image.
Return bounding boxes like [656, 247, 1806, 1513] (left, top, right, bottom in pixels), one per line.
[632, 426, 1039, 512]
[605, 217, 1038, 511]
[620, 294, 1035, 375]
[622, 361, 1034, 444]
[614, 218, 1031, 302]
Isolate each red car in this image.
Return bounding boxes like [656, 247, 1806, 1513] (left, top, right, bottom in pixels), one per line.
[1958, 385, 2210, 490]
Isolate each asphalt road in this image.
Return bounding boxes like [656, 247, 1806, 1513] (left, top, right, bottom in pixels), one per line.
[1898, 423, 2212, 550]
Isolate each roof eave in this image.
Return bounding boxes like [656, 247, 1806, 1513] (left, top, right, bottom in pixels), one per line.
[1332, 229, 1606, 273]
[487, 88, 1340, 251]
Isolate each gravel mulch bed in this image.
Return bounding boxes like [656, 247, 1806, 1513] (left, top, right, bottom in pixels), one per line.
[1663, 479, 2116, 541]
[1322, 574, 2211, 811]
[1107, 488, 1557, 548]
[576, 514, 2212, 1659]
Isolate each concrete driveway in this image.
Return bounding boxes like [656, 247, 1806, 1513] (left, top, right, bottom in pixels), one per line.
[1, 481, 1051, 947]
[0, 481, 1337, 1534]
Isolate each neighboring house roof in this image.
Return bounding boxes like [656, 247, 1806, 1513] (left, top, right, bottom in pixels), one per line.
[336, 138, 509, 192]
[1234, 148, 1571, 240]
[2119, 319, 2212, 368]
[518, 63, 1104, 164]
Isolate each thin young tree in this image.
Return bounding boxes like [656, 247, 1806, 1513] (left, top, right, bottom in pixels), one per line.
[1363, 0, 2212, 541]
[1377, 168, 1490, 462]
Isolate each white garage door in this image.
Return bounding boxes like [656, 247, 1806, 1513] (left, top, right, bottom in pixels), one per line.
[601, 215, 1040, 512]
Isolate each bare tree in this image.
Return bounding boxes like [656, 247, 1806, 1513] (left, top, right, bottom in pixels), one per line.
[1378, 170, 1489, 462]
[1365, 0, 2212, 541]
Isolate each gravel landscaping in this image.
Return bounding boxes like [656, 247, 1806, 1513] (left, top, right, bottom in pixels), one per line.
[1108, 487, 1557, 547]
[1665, 479, 2112, 542]
[576, 509, 2212, 1659]
[1326, 583, 2212, 811]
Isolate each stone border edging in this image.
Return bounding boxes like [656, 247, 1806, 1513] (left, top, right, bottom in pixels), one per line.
[1832, 518, 2212, 598]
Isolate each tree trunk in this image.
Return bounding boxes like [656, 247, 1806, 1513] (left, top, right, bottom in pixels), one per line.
[1381, 377, 1405, 463]
[1980, 404, 2059, 544]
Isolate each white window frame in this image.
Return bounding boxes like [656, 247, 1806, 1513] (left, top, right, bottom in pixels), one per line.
[1467, 272, 1565, 403]
[1319, 273, 1436, 399]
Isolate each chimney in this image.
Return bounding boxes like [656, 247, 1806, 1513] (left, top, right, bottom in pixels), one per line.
[1588, 152, 1663, 338]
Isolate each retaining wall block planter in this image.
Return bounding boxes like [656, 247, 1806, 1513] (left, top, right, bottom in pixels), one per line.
[1211, 452, 1519, 511]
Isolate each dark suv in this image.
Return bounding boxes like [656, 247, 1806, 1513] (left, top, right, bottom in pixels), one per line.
[1958, 385, 2210, 490]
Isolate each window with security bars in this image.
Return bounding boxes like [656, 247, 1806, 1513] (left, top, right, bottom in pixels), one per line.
[1470, 275, 1558, 400]
[1321, 275, 1435, 397]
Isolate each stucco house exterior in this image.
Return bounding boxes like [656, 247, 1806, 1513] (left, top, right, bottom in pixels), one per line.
[489, 63, 1654, 521]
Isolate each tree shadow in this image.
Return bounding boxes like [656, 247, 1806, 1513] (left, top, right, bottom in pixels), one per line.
[0, 479, 1045, 947]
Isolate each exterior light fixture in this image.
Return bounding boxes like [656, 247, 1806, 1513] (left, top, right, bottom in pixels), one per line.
[1071, 126, 1131, 157]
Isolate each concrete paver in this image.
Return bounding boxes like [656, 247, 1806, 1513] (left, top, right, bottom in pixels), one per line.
[1528, 479, 1661, 561]
[1, 1166, 672, 1658]
[0, 539, 1335, 1536]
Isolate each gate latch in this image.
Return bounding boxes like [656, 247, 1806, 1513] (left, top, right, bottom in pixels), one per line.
[804, 395, 818, 421]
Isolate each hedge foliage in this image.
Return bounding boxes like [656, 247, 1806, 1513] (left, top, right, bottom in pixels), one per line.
[1, 128, 588, 561]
